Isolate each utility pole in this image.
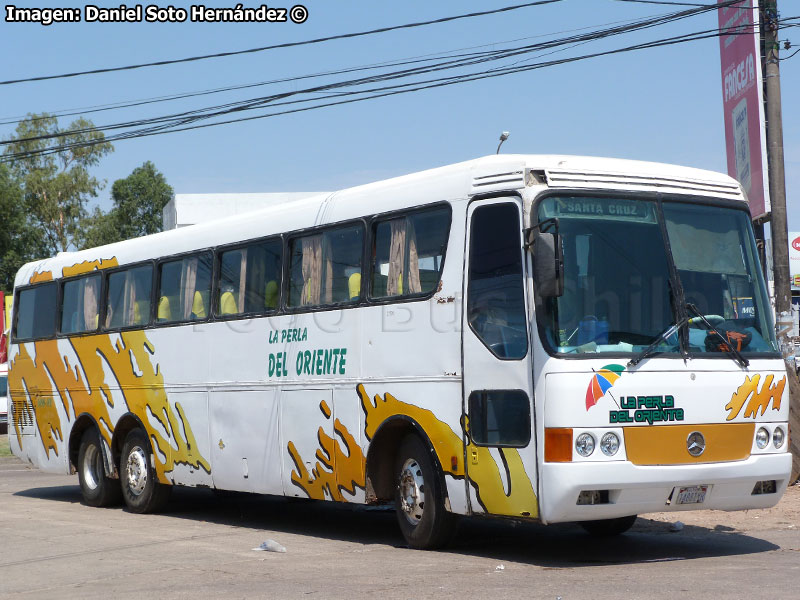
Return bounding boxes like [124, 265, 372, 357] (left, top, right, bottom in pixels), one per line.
[762, 0, 790, 336]
[762, 0, 800, 483]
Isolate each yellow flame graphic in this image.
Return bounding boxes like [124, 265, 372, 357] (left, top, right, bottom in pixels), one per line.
[725, 374, 785, 421]
[28, 271, 53, 283]
[9, 332, 210, 481]
[359, 384, 537, 518]
[62, 257, 119, 277]
[288, 399, 366, 500]
[359, 384, 465, 476]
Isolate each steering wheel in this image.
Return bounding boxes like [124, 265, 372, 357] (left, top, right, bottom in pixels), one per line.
[688, 313, 725, 326]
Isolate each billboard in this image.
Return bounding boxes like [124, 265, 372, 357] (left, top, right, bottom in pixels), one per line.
[790, 232, 800, 291]
[718, 0, 769, 219]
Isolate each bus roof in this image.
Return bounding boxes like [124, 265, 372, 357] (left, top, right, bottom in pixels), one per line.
[14, 154, 745, 288]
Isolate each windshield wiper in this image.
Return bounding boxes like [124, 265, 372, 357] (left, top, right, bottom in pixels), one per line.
[627, 314, 690, 367]
[685, 303, 750, 369]
[628, 281, 689, 367]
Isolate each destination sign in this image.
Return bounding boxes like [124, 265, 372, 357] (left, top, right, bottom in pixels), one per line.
[541, 197, 657, 223]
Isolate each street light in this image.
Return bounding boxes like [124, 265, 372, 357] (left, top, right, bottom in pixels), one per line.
[496, 131, 510, 154]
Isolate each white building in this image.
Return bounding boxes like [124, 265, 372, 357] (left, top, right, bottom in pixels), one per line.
[162, 192, 328, 230]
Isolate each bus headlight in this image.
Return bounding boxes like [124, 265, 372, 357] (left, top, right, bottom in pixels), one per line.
[575, 433, 595, 457]
[773, 427, 785, 449]
[755, 427, 770, 449]
[600, 432, 620, 456]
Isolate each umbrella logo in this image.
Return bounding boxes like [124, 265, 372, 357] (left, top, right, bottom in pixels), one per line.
[585, 364, 625, 411]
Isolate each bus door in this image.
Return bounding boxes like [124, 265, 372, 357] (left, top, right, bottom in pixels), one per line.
[462, 198, 539, 519]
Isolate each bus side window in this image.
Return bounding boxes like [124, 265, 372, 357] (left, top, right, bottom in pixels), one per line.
[217, 239, 282, 317]
[157, 253, 212, 323]
[468, 390, 531, 447]
[370, 207, 450, 299]
[14, 283, 58, 340]
[288, 224, 364, 308]
[61, 274, 101, 335]
[105, 265, 153, 329]
[467, 203, 528, 359]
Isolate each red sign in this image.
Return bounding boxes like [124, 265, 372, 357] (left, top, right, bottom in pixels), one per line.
[718, 1, 769, 219]
[793, 237, 800, 252]
[0, 291, 5, 364]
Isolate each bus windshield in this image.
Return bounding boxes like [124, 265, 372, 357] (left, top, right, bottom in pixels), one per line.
[536, 195, 778, 357]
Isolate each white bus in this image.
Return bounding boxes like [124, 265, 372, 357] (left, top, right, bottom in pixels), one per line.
[0, 362, 7, 433]
[8, 155, 791, 548]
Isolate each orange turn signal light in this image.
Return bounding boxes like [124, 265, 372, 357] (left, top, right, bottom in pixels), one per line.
[545, 428, 573, 462]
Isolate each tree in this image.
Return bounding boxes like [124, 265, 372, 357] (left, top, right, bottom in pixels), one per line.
[81, 161, 174, 249]
[3, 113, 113, 254]
[0, 163, 48, 291]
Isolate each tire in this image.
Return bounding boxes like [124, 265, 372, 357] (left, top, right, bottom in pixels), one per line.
[580, 515, 637, 537]
[394, 434, 456, 550]
[77, 428, 122, 507]
[120, 428, 171, 513]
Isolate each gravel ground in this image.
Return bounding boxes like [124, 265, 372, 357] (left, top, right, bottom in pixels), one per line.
[641, 480, 800, 534]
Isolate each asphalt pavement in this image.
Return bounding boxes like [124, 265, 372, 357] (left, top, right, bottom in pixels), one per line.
[1, 452, 798, 599]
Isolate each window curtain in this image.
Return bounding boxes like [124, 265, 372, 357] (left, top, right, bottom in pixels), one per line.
[125, 270, 137, 325]
[387, 218, 421, 296]
[247, 247, 267, 312]
[181, 258, 198, 320]
[301, 235, 323, 306]
[665, 220, 747, 275]
[322, 235, 333, 303]
[237, 249, 248, 313]
[406, 218, 421, 294]
[104, 281, 116, 328]
[83, 276, 99, 330]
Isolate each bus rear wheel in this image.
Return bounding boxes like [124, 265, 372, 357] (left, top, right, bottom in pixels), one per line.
[394, 434, 455, 550]
[78, 428, 122, 507]
[579, 515, 637, 536]
[120, 428, 171, 513]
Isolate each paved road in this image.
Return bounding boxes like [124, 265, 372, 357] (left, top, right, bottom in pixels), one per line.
[1, 454, 798, 599]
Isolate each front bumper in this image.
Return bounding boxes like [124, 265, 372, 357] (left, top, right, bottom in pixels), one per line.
[539, 452, 791, 523]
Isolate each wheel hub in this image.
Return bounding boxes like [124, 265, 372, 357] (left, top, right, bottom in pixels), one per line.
[126, 445, 148, 496]
[82, 444, 100, 491]
[399, 458, 425, 525]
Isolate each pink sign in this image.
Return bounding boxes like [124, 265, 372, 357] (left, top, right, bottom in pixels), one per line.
[0, 291, 5, 364]
[718, 0, 769, 219]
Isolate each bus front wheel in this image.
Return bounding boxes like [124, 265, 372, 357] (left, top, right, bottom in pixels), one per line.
[394, 434, 455, 550]
[78, 428, 122, 507]
[579, 515, 637, 536]
[120, 428, 171, 513]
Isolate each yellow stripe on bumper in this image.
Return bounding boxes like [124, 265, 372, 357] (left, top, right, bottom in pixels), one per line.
[624, 423, 754, 465]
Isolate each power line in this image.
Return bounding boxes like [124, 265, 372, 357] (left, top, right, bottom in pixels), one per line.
[0, 50, 490, 126]
[4, 24, 748, 163]
[780, 46, 800, 60]
[2, 0, 730, 148]
[69, 25, 758, 144]
[0, 0, 564, 86]
[3, 2, 768, 162]
[614, 0, 726, 6]
[0, 8, 687, 126]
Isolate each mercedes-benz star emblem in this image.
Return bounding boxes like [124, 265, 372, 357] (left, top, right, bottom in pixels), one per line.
[687, 431, 706, 457]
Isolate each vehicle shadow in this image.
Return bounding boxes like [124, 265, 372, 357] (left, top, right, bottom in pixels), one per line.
[15, 482, 780, 567]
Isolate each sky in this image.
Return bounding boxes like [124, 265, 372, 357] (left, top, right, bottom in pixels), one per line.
[1, 0, 799, 229]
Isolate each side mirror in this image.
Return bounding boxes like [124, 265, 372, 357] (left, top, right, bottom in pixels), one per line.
[532, 230, 564, 298]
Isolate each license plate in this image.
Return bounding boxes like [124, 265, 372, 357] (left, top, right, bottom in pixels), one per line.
[675, 485, 708, 505]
